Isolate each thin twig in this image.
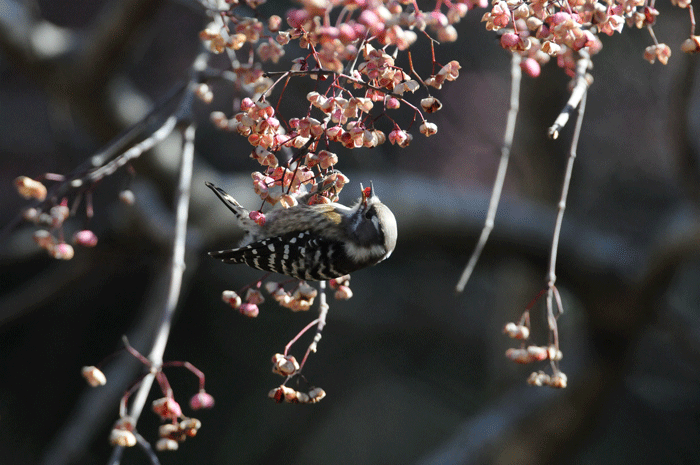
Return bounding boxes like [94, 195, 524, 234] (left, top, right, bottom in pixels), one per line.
[647, 23, 660, 46]
[455, 53, 522, 293]
[689, 5, 696, 36]
[88, 116, 178, 183]
[0, 80, 187, 245]
[284, 317, 321, 358]
[545, 63, 588, 368]
[264, 68, 414, 102]
[547, 53, 592, 139]
[134, 431, 160, 465]
[107, 121, 196, 465]
[546, 72, 588, 289]
[301, 281, 329, 368]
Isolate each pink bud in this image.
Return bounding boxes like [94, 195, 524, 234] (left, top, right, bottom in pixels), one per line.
[240, 97, 255, 111]
[239, 303, 259, 318]
[338, 23, 357, 43]
[152, 397, 182, 420]
[249, 210, 266, 226]
[334, 285, 353, 300]
[73, 230, 98, 247]
[520, 58, 541, 78]
[189, 391, 215, 410]
[385, 97, 401, 109]
[286, 9, 309, 28]
[500, 32, 520, 49]
[388, 129, 408, 146]
[268, 15, 282, 32]
[549, 12, 571, 25]
[358, 9, 380, 29]
[51, 242, 74, 260]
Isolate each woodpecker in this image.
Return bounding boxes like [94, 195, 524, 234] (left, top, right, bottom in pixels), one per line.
[206, 181, 397, 280]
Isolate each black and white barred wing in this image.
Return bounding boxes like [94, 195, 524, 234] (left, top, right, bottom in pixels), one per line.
[209, 231, 357, 280]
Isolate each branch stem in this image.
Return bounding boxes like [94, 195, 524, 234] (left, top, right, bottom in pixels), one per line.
[545, 62, 588, 361]
[107, 121, 195, 465]
[455, 53, 521, 293]
[547, 54, 591, 139]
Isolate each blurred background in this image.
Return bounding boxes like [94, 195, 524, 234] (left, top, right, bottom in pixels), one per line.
[1, 0, 700, 464]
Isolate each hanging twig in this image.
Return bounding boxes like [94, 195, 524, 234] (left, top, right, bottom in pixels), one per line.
[548, 53, 592, 140]
[107, 121, 196, 465]
[456, 53, 522, 293]
[545, 59, 588, 369]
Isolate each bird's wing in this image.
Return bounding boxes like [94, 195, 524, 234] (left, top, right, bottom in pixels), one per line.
[209, 230, 355, 280]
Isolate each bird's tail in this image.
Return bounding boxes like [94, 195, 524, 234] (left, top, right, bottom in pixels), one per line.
[205, 181, 250, 224]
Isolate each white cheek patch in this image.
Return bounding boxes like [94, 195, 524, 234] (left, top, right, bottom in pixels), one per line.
[343, 242, 387, 263]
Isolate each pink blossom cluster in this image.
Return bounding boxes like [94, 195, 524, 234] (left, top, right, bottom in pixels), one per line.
[482, 0, 695, 76]
[268, 384, 326, 404]
[222, 288, 265, 317]
[201, 0, 472, 209]
[14, 176, 104, 260]
[503, 315, 567, 388]
[329, 274, 353, 300]
[83, 344, 215, 452]
[505, 344, 563, 364]
[265, 281, 319, 312]
[528, 370, 568, 388]
[281, 0, 486, 51]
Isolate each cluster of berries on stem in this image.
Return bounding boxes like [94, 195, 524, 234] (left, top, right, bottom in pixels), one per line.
[503, 287, 567, 388]
[482, 0, 699, 77]
[81, 338, 215, 453]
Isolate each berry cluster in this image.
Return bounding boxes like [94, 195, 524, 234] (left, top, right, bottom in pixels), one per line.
[82, 341, 215, 452]
[503, 319, 567, 388]
[268, 384, 326, 404]
[14, 176, 102, 260]
[221, 274, 354, 317]
[222, 288, 265, 317]
[482, 0, 697, 77]
[200, 0, 468, 209]
[110, 415, 204, 452]
[265, 281, 319, 312]
[268, 353, 326, 403]
[503, 285, 567, 388]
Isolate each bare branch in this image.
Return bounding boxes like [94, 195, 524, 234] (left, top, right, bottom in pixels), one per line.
[456, 53, 522, 293]
[107, 121, 195, 465]
[548, 54, 592, 140]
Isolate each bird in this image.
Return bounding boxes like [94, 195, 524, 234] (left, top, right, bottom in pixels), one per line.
[205, 181, 397, 280]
